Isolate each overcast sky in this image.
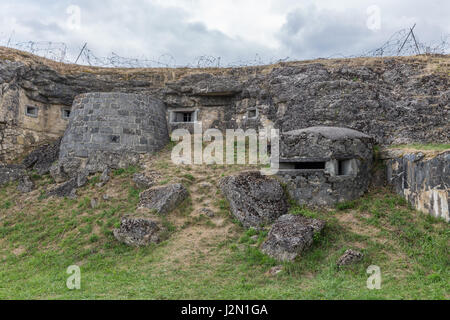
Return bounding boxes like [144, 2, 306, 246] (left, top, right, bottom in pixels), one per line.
[0, 0, 448, 66]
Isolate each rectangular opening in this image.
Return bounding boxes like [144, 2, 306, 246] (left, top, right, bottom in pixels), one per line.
[25, 106, 38, 117]
[338, 159, 354, 175]
[183, 112, 192, 122]
[248, 109, 257, 119]
[278, 161, 326, 170]
[110, 135, 120, 143]
[172, 111, 195, 123]
[62, 109, 71, 119]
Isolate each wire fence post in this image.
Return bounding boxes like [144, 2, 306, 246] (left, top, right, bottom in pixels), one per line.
[74, 42, 87, 64]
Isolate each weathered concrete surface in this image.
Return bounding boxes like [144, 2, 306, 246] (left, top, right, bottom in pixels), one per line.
[138, 183, 188, 214]
[113, 217, 164, 246]
[385, 149, 449, 222]
[219, 171, 288, 229]
[261, 214, 326, 261]
[276, 126, 374, 206]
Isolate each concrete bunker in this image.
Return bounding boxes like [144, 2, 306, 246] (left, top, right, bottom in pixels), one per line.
[56, 92, 169, 176]
[274, 126, 374, 206]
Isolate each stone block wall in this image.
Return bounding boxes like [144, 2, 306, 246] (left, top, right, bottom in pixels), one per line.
[58, 92, 169, 174]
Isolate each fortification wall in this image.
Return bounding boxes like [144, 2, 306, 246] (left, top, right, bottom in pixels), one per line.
[384, 149, 449, 222]
[0, 47, 448, 163]
[57, 92, 168, 175]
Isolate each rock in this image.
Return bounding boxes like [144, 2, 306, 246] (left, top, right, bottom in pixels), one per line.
[17, 175, 34, 193]
[90, 198, 97, 209]
[0, 164, 26, 187]
[22, 138, 61, 175]
[113, 217, 164, 246]
[219, 171, 288, 229]
[48, 170, 89, 198]
[337, 249, 364, 267]
[100, 167, 110, 183]
[200, 208, 215, 217]
[267, 265, 283, 276]
[68, 189, 77, 199]
[77, 170, 89, 187]
[95, 168, 110, 188]
[133, 173, 154, 189]
[49, 158, 83, 183]
[102, 194, 110, 201]
[261, 214, 326, 261]
[139, 183, 188, 214]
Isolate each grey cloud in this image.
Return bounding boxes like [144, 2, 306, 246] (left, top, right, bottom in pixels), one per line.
[0, 0, 448, 66]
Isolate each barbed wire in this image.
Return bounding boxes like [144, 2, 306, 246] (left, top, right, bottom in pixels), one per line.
[1, 27, 448, 68]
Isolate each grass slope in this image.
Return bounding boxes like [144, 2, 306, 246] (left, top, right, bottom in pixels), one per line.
[0, 147, 448, 299]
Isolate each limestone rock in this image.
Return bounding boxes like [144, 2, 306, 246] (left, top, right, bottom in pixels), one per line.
[50, 158, 83, 183]
[22, 138, 61, 175]
[95, 167, 110, 188]
[267, 265, 283, 276]
[219, 171, 288, 229]
[17, 175, 34, 193]
[200, 208, 215, 217]
[139, 183, 188, 214]
[113, 217, 164, 247]
[261, 214, 326, 261]
[0, 165, 26, 187]
[337, 249, 364, 266]
[48, 170, 88, 198]
[133, 173, 154, 189]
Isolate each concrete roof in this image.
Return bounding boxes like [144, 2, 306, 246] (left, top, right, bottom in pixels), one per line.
[283, 126, 371, 140]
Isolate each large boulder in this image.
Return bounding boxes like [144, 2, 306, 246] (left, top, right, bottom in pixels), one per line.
[219, 171, 288, 229]
[113, 217, 164, 246]
[22, 138, 61, 175]
[139, 183, 188, 214]
[261, 214, 325, 261]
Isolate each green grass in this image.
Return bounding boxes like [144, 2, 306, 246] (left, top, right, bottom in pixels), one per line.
[389, 143, 450, 151]
[0, 170, 448, 299]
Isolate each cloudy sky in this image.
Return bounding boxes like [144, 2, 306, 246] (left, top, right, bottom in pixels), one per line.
[0, 0, 448, 66]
